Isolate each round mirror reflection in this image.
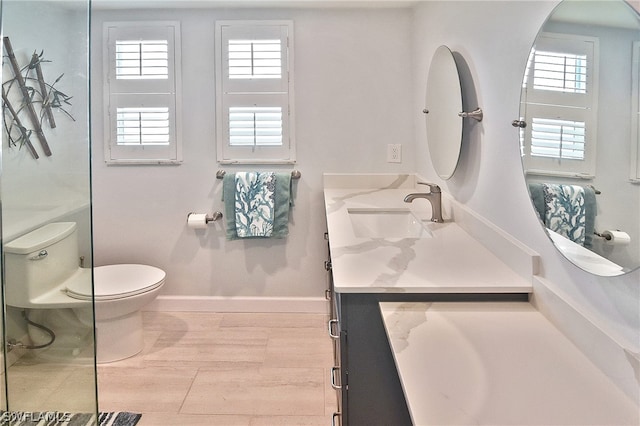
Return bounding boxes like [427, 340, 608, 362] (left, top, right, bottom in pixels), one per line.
[426, 45, 463, 180]
[519, 0, 640, 276]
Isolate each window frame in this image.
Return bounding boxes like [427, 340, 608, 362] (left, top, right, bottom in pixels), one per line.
[215, 20, 295, 165]
[103, 21, 182, 165]
[521, 32, 599, 179]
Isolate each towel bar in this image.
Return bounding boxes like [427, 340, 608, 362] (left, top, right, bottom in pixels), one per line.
[587, 184, 601, 195]
[216, 170, 301, 180]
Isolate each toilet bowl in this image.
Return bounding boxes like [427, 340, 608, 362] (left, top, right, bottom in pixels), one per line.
[3, 222, 165, 363]
[68, 264, 166, 363]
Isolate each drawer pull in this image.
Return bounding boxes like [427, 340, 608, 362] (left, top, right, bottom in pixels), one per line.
[331, 411, 341, 426]
[331, 366, 342, 390]
[325, 289, 332, 300]
[327, 319, 340, 339]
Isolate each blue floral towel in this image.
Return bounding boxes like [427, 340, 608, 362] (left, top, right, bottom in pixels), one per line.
[543, 184, 586, 245]
[234, 172, 276, 237]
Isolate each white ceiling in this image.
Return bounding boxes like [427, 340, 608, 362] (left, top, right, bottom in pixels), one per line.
[548, 0, 640, 29]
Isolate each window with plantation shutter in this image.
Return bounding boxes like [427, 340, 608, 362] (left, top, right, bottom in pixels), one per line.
[521, 33, 598, 178]
[104, 22, 182, 164]
[531, 118, 586, 160]
[215, 21, 295, 164]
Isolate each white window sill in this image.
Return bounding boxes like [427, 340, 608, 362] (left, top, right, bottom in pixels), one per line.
[105, 159, 182, 166]
[218, 159, 296, 165]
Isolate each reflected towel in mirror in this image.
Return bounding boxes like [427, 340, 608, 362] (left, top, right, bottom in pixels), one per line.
[543, 184, 586, 245]
[529, 183, 597, 247]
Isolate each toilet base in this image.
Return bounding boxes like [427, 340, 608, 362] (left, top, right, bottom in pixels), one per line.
[95, 310, 144, 363]
[25, 308, 94, 362]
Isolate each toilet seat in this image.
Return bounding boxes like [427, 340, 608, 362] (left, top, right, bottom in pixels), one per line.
[66, 264, 165, 301]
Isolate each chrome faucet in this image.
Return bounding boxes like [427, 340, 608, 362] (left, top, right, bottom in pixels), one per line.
[404, 182, 444, 223]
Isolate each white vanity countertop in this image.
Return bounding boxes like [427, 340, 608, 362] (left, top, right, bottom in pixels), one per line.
[324, 175, 532, 294]
[379, 301, 640, 426]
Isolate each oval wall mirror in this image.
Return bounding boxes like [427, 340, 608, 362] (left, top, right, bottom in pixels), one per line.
[519, 0, 640, 276]
[425, 45, 463, 180]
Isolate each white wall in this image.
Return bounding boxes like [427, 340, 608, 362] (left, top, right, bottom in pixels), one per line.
[90, 7, 414, 302]
[412, 1, 640, 351]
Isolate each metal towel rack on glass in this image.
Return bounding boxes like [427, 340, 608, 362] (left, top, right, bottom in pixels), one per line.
[216, 170, 302, 180]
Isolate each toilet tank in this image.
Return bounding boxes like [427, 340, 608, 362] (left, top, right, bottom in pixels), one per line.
[4, 222, 80, 308]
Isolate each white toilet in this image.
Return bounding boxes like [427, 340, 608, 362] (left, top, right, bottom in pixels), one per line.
[3, 222, 165, 363]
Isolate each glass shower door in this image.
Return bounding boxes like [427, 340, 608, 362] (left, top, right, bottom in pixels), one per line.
[0, 0, 97, 421]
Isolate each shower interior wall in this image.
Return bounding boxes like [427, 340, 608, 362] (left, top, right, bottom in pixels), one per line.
[1, 0, 92, 359]
[0, 0, 96, 415]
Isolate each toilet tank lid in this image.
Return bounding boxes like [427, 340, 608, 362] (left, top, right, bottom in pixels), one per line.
[4, 222, 76, 254]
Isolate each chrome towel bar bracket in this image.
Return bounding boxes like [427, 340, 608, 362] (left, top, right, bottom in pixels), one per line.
[458, 107, 483, 122]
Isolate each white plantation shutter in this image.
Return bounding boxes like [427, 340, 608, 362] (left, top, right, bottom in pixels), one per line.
[531, 118, 586, 160]
[531, 51, 587, 94]
[228, 39, 282, 79]
[104, 22, 182, 164]
[229, 107, 283, 146]
[115, 40, 169, 80]
[216, 21, 295, 164]
[522, 33, 598, 177]
[116, 107, 170, 145]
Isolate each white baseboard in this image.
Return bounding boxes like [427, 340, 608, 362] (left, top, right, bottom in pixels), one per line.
[145, 295, 329, 314]
[531, 276, 640, 407]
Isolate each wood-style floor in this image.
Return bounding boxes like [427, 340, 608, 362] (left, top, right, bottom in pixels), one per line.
[98, 311, 338, 425]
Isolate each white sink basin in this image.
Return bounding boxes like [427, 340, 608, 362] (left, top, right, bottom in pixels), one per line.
[347, 208, 433, 238]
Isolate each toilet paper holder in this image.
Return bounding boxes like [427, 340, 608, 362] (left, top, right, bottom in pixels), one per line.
[595, 229, 631, 245]
[187, 211, 223, 224]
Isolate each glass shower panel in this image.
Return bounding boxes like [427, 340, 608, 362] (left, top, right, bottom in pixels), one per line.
[0, 0, 97, 420]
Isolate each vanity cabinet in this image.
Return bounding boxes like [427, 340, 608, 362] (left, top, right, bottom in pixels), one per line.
[324, 232, 343, 425]
[322, 180, 536, 425]
[329, 291, 527, 426]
